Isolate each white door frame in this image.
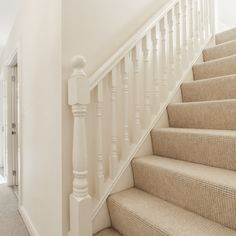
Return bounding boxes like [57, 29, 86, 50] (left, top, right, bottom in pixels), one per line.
[4, 47, 22, 205]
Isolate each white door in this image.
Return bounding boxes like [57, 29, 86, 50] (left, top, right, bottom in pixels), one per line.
[5, 65, 19, 187]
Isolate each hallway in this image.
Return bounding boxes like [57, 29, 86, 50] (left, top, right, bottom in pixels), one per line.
[0, 184, 29, 236]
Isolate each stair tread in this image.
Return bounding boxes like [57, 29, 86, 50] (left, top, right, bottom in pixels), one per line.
[169, 98, 236, 106]
[216, 27, 236, 45]
[108, 188, 236, 236]
[181, 75, 236, 102]
[203, 39, 236, 61]
[193, 54, 236, 80]
[182, 73, 236, 85]
[132, 156, 236, 230]
[134, 156, 236, 188]
[151, 128, 236, 170]
[95, 228, 121, 236]
[168, 99, 236, 130]
[155, 127, 236, 136]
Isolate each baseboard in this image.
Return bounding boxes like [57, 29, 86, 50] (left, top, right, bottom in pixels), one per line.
[19, 206, 39, 236]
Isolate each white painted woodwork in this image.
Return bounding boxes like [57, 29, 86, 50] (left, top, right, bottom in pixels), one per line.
[110, 68, 119, 178]
[167, 10, 175, 89]
[194, 0, 200, 50]
[159, 18, 168, 101]
[181, 0, 188, 67]
[204, 0, 210, 37]
[174, 2, 182, 77]
[67, 1, 215, 235]
[68, 56, 92, 236]
[200, 0, 205, 43]
[122, 56, 130, 158]
[132, 44, 142, 140]
[151, 26, 160, 114]
[96, 82, 105, 198]
[142, 34, 152, 127]
[188, 0, 194, 58]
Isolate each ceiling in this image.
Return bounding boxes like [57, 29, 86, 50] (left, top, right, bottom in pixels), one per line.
[0, 0, 19, 48]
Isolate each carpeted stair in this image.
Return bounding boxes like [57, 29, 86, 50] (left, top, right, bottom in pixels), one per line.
[95, 28, 236, 236]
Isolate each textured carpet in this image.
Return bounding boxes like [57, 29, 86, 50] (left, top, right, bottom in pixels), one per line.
[96, 27, 236, 236]
[0, 184, 29, 236]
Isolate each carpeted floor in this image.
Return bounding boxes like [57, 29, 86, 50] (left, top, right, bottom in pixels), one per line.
[0, 184, 29, 236]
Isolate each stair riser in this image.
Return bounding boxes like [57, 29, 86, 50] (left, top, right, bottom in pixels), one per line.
[152, 130, 236, 171]
[167, 101, 236, 130]
[193, 56, 236, 80]
[203, 41, 236, 61]
[132, 160, 236, 230]
[181, 77, 236, 102]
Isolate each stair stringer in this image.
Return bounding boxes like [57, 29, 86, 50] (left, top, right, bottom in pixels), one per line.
[92, 37, 215, 235]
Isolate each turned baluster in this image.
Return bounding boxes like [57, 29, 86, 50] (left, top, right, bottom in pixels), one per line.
[132, 44, 142, 140]
[204, 0, 210, 38]
[68, 55, 92, 236]
[188, 0, 194, 58]
[209, 0, 215, 36]
[122, 56, 130, 159]
[167, 9, 175, 89]
[151, 26, 161, 113]
[194, 0, 200, 50]
[174, 2, 182, 77]
[199, 0, 205, 43]
[181, 0, 188, 67]
[142, 34, 152, 127]
[96, 81, 104, 197]
[159, 18, 168, 101]
[110, 68, 119, 177]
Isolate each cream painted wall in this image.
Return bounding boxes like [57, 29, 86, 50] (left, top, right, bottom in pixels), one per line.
[19, 0, 62, 235]
[62, 0, 170, 76]
[215, 0, 236, 32]
[1, 0, 179, 235]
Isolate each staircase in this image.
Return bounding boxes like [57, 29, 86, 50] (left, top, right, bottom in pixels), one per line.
[95, 28, 236, 236]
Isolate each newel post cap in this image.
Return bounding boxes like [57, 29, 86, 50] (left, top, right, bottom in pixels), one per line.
[68, 55, 90, 106]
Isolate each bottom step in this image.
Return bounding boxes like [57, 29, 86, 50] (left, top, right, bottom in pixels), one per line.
[108, 188, 236, 236]
[95, 228, 121, 236]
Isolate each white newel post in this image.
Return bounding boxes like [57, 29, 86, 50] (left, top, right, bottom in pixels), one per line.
[68, 55, 92, 236]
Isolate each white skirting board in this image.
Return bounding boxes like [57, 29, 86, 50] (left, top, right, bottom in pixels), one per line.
[19, 206, 39, 236]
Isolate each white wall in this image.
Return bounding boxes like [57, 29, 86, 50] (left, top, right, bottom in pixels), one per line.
[1, 0, 179, 235]
[215, 0, 236, 32]
[19, 0, 62, 235]
[61, 0, 170, 234]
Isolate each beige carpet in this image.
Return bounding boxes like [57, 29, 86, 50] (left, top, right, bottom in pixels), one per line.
[0, 184, 29, 236]
[95, 28, 236, 236]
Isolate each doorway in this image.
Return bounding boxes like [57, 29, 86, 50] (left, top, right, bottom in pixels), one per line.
[2, 53, 20, 197]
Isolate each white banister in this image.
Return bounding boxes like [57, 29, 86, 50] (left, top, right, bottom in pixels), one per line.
[181, 0, 188, 67]
[132, 44, 142, 140]
[142, 34, 152, 127]
[167, 9, 175, 89]
[151, 26, 160, 113]
[68, 56, 92, 236]
[96, 81, 104, 197]
[159, 18, 168, 101]
[122, 56, 130, 158]
[110, 68, 119, 177]
[68, 1, 216, 233]
[174, 2, 182, 76]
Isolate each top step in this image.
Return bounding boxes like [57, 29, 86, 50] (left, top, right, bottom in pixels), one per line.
[216, 27, 236, 45]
